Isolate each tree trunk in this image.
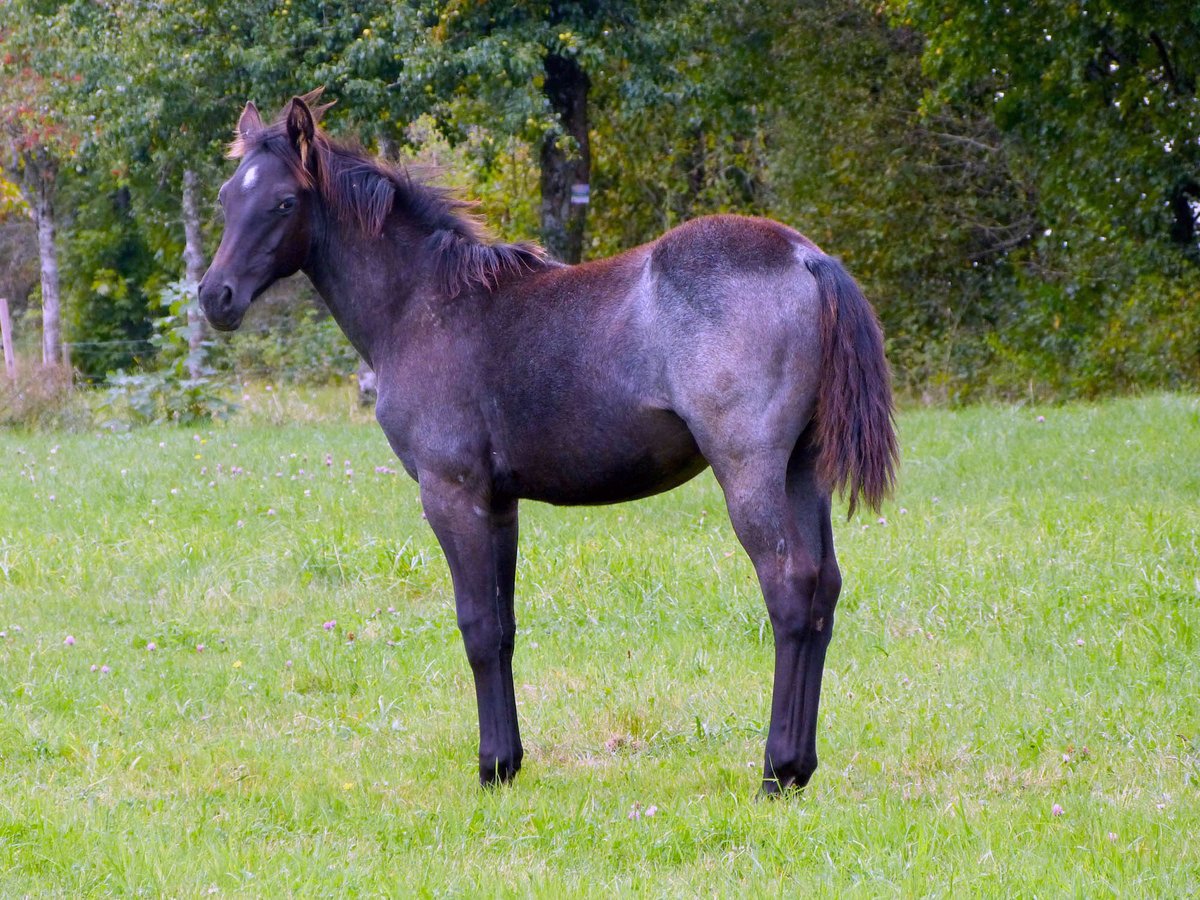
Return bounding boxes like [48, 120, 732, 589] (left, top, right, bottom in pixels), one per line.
[1, 297, 16, 380]
[1168, 178, 1199, 262]
[182, 169, 207, 378]
[25, 152, 62, 368]
[539, 52, 591, 264]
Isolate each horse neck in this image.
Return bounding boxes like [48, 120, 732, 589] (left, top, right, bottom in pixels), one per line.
[303, 208, 426, 367]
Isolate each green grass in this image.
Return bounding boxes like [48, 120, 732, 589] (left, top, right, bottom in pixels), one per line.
[1, 390, 1197, 896]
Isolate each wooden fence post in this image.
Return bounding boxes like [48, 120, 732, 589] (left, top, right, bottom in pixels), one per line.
[0, 297, 16, 380]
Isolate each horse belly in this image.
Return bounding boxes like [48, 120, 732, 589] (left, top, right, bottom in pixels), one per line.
[499, 408, 708, 506]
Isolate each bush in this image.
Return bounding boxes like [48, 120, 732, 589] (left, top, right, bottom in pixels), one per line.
[98, 281, 239, 428]
[0, 363, 90, 431]
[61, 188, 166, 382]
[210, 285, 360, 385]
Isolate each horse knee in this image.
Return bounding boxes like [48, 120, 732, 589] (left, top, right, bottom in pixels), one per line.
[497, 615, 516, 655]
[457, 612, 502, 668]
[763, 563, 821, 640]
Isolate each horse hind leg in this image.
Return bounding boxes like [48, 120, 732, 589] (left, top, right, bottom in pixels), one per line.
[769, 441, 841, 792]
[712, 440, 841, 793]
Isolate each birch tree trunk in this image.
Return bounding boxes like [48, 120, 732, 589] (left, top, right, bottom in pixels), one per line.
[24, 152, 62, 368]
[181, 168, 206, 379]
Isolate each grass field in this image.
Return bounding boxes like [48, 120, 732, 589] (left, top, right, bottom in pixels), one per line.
[1, 390, 1197, 895]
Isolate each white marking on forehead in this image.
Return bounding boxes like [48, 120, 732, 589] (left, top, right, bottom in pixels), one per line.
[240, 165, 259, 192]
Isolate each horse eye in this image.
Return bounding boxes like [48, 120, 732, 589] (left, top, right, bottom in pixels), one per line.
[277, 196, 296, 212]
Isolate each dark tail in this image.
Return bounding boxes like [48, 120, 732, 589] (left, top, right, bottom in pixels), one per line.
[805, 254, 899, 518]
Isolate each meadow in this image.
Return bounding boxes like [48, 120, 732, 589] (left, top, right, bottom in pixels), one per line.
[0, 389, 1197, 896]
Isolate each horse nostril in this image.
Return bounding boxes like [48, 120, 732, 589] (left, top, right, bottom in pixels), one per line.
[218, 285, 233, 310]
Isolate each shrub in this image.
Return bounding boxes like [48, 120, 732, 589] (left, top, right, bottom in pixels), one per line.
[0, 363, 90, 431]
[210, 289, 360, 385]
[98, 281, 238, 428]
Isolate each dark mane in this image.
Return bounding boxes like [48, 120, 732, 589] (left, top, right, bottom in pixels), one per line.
[230, 118, 559, 297]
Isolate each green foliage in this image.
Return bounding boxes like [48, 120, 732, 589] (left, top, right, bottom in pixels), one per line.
[756, 2, 1024, 399]
[85, 1, 275, 190]
[99, 280, 238, 427]
[884, 0, 1200, 396]
[0, 2, 95, 164]
[4, 0, 1199, 402]
[586, 0, 776, 256]
[212, 297, 361, 386]
[362, 1, 660, 144]
[981, 241, 1200, 397]
[61, 189, 165, 381]
[893, 0, 1200, 251]
[0, 214, 38, 324]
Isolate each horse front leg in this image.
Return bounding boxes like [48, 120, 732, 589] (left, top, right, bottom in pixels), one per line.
[419, 473, 523, 785]
[490, 500, 524, 776]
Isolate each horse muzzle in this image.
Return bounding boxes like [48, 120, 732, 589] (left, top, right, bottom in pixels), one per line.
[197, 276, 248, 332]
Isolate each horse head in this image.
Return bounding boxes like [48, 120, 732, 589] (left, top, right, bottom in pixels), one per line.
[198, 90, 330, 331]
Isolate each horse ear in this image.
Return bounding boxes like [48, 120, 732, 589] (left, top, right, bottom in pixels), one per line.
[285, 96, 316, 165]
[237, 101, 262, 138]
[297, 86, 336, 123]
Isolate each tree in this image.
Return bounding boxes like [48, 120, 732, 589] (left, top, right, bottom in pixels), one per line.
[893, 1, 1199, 254]
[889, 0, 1200, 392]
[89, 0, 284, 375]
[0, 4, 89, 367]
[585, 0, 780, 254]
[312, 1, 684, 262]
[758, 0, 1042, 396]
[60, 184, 163, 380]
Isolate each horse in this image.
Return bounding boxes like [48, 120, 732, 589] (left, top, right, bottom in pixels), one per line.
[198, 91, 899, 793]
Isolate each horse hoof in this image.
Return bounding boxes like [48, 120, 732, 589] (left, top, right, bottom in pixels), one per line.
[759, 778, 806, 798]
[761, 755, 817, 795]
[478, 754, 522, 787]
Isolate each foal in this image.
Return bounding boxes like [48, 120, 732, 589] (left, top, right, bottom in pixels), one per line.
[199, 93, 898, 792]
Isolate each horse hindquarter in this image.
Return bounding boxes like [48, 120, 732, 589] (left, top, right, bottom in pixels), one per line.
[648, 220, 887, 790]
